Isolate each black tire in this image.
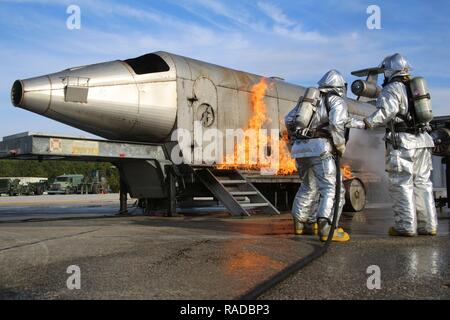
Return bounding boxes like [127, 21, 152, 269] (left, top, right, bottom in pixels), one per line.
[343, 178, 366, 213]
[92, 184, 100, 195]
[35, 185, 44, 196]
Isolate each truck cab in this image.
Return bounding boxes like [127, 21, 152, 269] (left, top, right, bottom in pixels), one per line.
[48, 174, 84, 195]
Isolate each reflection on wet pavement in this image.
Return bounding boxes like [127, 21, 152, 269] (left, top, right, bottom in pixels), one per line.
[224, 249, 285, 274]
[340, 205, 449, 236]
[262, 206, 450, 299]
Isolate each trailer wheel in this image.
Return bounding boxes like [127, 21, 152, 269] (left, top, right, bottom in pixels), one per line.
[342, 178, 366, 216]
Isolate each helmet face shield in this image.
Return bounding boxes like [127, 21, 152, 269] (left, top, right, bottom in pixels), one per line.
[318, 70, 346, 88]
[384, 69, 395, 80]
[317, 70, 347, 96]
[380, 53, 411, 80]
[336, 84, 347, 97]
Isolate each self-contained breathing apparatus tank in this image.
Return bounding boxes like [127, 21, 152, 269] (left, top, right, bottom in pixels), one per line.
[351, 75, 433, 131]
[294, 87, 321, 134]
[410, 77, 433, 126]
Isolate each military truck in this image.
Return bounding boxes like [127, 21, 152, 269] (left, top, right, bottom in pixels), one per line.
[48, 171, 109, 195]
[48, 174, 84, 195]
[0, 177, 48, 196]
[78, 170, 109, 194]
[0, 178, 20, 196]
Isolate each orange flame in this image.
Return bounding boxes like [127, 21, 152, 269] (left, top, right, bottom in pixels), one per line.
[248, 79, 271, 129]
[219, 78, 297, 175]
[341, 165, 354, 180]
[278, 131, 297, 175]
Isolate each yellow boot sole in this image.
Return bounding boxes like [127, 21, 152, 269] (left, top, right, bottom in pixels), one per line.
[417, 230, 437, 236]
[294, 221, 318, 236]
[320, 227, 350, 242]
[388, 227, 415, 237]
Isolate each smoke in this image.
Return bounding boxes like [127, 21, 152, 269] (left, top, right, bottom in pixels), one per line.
[343, 127, 390, 203]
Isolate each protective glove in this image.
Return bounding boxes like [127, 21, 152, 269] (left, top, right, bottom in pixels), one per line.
[345, 118, 366, 129]
[335, 143, 346, 157]
[363, 118, 372, 130]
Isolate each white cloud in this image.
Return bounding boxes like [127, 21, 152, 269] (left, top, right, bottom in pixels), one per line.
[0, 0, 394, 84]
[272, 25, 328, 43]
[257, 1, 296, 27]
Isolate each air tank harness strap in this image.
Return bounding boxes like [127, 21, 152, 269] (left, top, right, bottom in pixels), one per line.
[414, 93, 431, 101]
[299, 122, 331, 139]
[302, 97, 318, 104]
[323, 91, 350, 144]
[386, 127, 417, 134]
[386, 125, 429, 135]
[388, 76, 418, 130]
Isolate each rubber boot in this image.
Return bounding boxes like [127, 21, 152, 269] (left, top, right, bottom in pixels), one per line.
[318, 220, 350, 242]
[310, 223, 318, 235]
[388, 227, 416, 237]
[294, 219, 304, 235]
[302, 222, 318, 235]
[294, 220, 318, 235]
[417, 228, 437, 236]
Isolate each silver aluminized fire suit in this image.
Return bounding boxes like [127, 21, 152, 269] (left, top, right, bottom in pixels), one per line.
[285, 70, 365, 227]
[364, 77, 438, 235]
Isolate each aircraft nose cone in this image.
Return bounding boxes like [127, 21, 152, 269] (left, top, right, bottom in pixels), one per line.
[11, 76, 51, 115]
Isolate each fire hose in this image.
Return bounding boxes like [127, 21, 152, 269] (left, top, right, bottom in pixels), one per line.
[239, 156, 342, 300]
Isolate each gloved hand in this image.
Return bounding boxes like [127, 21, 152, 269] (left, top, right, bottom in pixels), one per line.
[335, 143, 346, 157]
[363, 118, 372, 130]
[345, 118, 366, 129]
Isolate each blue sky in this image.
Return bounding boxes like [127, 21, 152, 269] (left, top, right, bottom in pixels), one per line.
[0, 0, 449, 138]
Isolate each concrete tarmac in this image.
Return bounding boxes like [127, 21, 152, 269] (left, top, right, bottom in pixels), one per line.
[0, 194, 133, 221]
[0, 195, 448, 299]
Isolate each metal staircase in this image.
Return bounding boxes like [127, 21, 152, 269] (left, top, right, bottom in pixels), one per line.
[195, 168, 280, 217]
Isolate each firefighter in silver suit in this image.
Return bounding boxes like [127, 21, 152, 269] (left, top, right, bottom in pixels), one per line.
[363, 53, 438, 236]
[285, 70, 365, 242]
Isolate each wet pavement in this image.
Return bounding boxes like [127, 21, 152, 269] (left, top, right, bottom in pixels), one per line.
[0, 194, 131, 222]
[263, 206, 450, 300]
[0, 196, 448, 299]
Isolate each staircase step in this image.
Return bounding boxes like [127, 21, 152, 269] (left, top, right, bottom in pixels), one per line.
[240, 203, 269, 208]
[219, 179, 247, 185]
[195, 168, 280, 216]
[229, 191, 259, 196]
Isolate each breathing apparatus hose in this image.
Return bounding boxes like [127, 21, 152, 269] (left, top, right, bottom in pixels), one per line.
[239, 156, 341, 300]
